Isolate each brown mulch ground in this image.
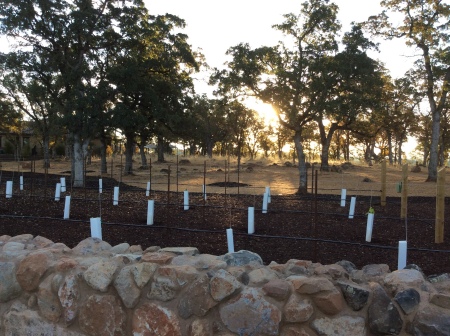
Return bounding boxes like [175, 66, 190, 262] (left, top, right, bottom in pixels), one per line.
[0, 171, 449, 277]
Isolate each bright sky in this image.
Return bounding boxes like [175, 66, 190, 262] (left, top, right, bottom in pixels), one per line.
[0, 0, 420, 154]
[145, 0, 421, 157]
[145, 0, 419, 95]
[0, 1, 418, 92]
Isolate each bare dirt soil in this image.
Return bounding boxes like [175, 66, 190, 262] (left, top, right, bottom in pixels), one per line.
[0, 156, 449, 276]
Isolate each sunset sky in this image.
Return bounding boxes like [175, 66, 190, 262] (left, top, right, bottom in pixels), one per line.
[146, 0, 418, 95]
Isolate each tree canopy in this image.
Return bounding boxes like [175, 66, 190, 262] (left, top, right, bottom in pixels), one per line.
[364, 0, 450, 181]
[0, 0, 448, 193]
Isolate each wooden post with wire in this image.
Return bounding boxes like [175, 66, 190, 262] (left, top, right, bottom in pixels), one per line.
[381, 159, 387, 206]
[224, 159, 227, 200]
[435, 167, 446, 243]
[119, 154, 123, 185]
[400, 164, 408, 219]
[167, 165, 171, 205]
[30, 158, 34, 198]
[203, 161, 206, 223]
[176, 155, 179, 194]
[313, 169, 318, 262]
[148, 158, 152, 198]
[110, 156, 113, 179]
[203, 160, 207, 206]
[237, 159, 240, 197]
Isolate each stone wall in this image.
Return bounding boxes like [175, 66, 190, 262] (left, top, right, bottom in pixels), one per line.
[0, 234, 449, 335]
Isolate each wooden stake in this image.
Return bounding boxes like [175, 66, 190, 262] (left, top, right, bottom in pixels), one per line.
[149, 158, 152, 198]
[381, 160, 386, 206]
[400, 164, 408, 219]
[167, 165, 171, 205]
[313, 169, 318, 262]
[203, 160, 206, 206]
[435, 167, 446, 243]
[176, 155, 179, 194]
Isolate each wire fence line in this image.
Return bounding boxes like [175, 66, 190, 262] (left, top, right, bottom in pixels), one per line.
[1, 155, 449, 270]
[0, 189, 441, 223]
[0, 212, 449, 256]
[0, 173, 448, 256]
[0, 170, 447, 223]
[2, 154, 446, 196]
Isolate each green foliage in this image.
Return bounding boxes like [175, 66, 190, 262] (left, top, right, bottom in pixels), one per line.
[0, 0, 199, 177]
[3, 140, 14, 154]
[21, 144, 30, 157]
[211, 0, 382, 192]
[54, 144, 65, 156]
[364, 0, 450, 179]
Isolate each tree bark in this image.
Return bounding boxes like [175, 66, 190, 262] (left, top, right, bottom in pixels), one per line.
[42, 136, 50, 169]
[157, 136, 165, 163]
[364, 142, 374, 166]
[139, 142, 148, 169]
[72, 133, 89, 187]
[189, 143, 196, 156]
[124, 133, 134, 175]
[398, 140, 403, 165]
[422, 47, 450, 181]
[100, 136, 107, 174]
[345, 130, 350, 161]
[294, 131, 308, 194]
[387, 131, 393, 165]
[422, 148, 429, 167]
[237, 143, 242, 167]
[318, 121, 337, 171]
[335, 131, 341, 161]
[427, 108, 440, 181]
[320, 143, 330, 171]
[205, 138, 214, 158]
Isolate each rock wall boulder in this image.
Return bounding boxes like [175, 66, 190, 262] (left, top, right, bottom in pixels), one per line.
[0, 234, 449, 335]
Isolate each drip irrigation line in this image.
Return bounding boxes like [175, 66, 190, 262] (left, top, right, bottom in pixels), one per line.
[2, 214, 450, 255]
[6, 180, 437, 206]
[2, 176, 393, 196]
[0, 214, 87, 223]
[0, 194, 441, 223]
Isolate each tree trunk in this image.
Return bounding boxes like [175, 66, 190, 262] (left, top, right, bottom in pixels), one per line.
[206, 138, 213, 158]
[422, 47, 449, 181]
[124, 133, 134, 175]
[294, 131, 307, 194]
[387, 131, 393, 165]
[43, 136, 51, 169]
[318, 120, 337, 172]
[189, 143, 196, 156]
[320, 143, 330, 171]
[345, 130, 350, 161]
[65, 134, 71, 159]
[335, 131, 341, 161]
[398, 141, 403, 165]
[277, 137, 283, 160]
[86, 147, 92, 165]
[364, 142, 373, 166]
[157, 136, 165, 163]
[139, 142, 148, 169]
[247, 143, 256, 160]
[237, 143, 242, 167]
[427, 108, 440, 181]
[422, 145, 429, 166]
[100, 137, 107, 174]
[72, 133, 89, 187]
[438, 132, 447, 166]
[206, 141, 213, 159]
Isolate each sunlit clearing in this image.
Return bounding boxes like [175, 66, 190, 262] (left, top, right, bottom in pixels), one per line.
[282, 143, 292, 153]
[244, 98, 279, 127]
